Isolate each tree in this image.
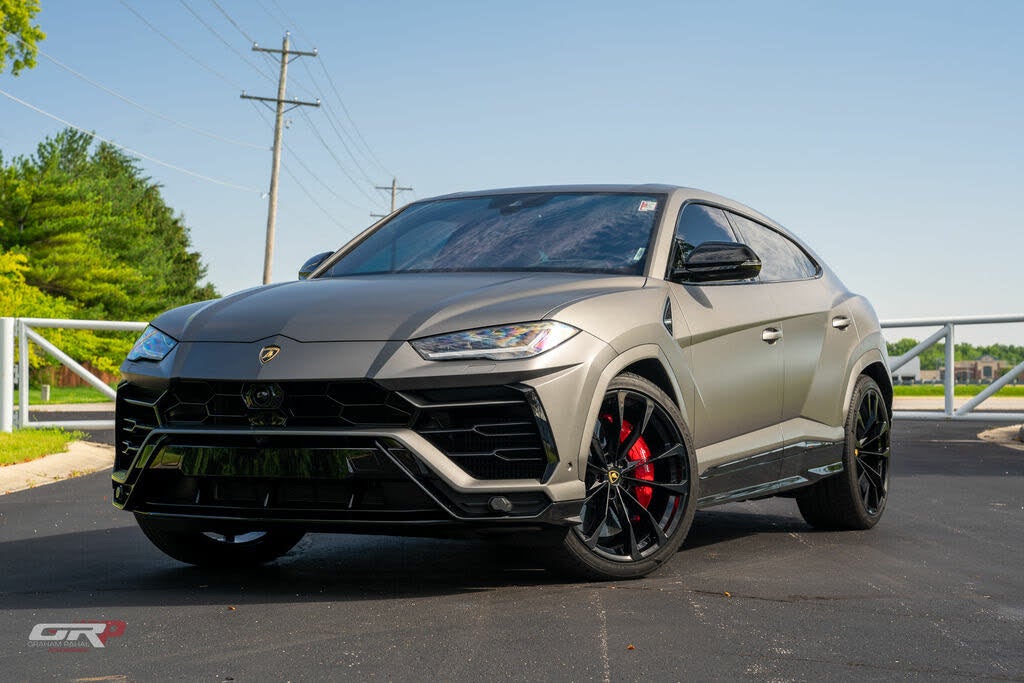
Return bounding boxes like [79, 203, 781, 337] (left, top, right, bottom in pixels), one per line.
[0, 129, 218, 377]
[0, 0, 45, 76]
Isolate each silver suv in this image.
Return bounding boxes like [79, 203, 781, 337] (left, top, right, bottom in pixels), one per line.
[114, 185, 891, 580]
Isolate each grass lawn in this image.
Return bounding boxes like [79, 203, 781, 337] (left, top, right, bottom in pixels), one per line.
[893, 384, 1024, 397]
[13, 385, 115, 404]
[0, 428, 85, 466]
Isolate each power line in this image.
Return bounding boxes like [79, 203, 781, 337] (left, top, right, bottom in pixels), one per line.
[299, 108, 377, 203]
[298, 58, 378, 185]
[177, 0, 276, 84]
[0, 87, 262, 193]
[315, 57, 392, 177]
[118, 0, 243, 90]
[207, 0, 256, 44]
[269, 0, 315, 49]
[280, 163, 347, 231]
[0, 28, 265, 150]
[248, 100, 365, 211]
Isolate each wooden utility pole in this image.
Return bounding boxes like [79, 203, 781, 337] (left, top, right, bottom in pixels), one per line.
[241, 33, 319, 284]
[371, 177, 414, 218]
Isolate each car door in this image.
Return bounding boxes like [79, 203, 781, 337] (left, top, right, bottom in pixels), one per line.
[665, 203, 785, 499]
[726, 212, 847, 478]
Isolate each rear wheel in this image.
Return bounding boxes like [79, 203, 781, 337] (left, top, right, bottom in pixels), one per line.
[797, 374, 891, 530]
[550, 373, 697, 580]
[135, 514, 305, 567]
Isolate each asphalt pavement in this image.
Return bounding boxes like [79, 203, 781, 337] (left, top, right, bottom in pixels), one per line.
[0, 419, 1021, 681]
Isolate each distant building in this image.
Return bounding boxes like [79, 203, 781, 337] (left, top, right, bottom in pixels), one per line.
[939, 354, 1009, 384]
[891, 356, 920, 384]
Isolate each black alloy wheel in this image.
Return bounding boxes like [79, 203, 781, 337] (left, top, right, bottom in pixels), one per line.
[553, 373, 697, 580]
[797, 374, 891, 530]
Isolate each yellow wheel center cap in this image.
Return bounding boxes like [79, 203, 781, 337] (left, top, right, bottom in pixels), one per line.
[607, 469, 621, 485]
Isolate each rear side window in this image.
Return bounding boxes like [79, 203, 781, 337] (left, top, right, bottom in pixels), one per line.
[727, 212, 817, 282]
[673, 204, 736, 268]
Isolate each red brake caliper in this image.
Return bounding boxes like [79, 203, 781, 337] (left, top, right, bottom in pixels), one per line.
[600, 414, 654, 509]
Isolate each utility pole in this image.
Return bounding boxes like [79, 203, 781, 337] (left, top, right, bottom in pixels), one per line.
[241, 33, 319, 284]
[371, 177, 414, 218]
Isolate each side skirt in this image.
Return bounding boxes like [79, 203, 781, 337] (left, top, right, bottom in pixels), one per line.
[696, 440, 844, 509]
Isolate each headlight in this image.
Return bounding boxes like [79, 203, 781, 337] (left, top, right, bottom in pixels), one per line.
[411, 321, 579, 361]
[126, 326, 178, 362]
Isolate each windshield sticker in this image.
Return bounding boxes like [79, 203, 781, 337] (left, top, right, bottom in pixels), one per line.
[632, 247, 646, 262]
[638, 200, 658, 212]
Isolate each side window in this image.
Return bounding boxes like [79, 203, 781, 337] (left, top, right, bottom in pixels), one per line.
[673, 204, 736, 268]
[727, 213, 817, 282]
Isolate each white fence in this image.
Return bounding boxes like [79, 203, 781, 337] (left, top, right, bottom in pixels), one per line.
[882, 314, 1024, 421]
[2, 314, 1023, 433]
[0, 317, 147, 433]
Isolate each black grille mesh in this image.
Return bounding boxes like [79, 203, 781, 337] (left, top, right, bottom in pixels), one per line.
[116, 380, 550, 479]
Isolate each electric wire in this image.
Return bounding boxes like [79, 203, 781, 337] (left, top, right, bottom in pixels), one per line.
[0, 28, 266, 150]
[178, 0, 276, 84]
[268, 0, 316, 50]
[298, 59, 378, 185]
[299, 108, 378, 203]
[247, 101, 353, 225]
[118, 0, 243, 90]
[315, 57, 392, 177]
[207, 0, 257, 44]
[0, 87, 263, 193]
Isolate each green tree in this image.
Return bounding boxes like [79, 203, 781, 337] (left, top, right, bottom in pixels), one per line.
[0, 0, 45, 75]
[0, 129, 217, 377]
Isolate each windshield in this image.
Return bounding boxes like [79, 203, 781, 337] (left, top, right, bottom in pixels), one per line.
[318, 192, 664, 277]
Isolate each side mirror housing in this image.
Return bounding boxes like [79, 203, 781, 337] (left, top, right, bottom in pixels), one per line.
[298, 251, 333, 280]
[670, 241, 761, 283]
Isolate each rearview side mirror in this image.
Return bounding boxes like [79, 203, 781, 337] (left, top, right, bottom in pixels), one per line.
[670, 241, 761, 283]
[298, 251, 333, 280]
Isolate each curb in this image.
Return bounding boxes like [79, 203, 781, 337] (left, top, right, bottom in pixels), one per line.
[0, 441, 114, 495]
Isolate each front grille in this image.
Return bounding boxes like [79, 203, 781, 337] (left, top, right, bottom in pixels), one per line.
[135, 435, 444, 521]
[116, 380, 553, 480]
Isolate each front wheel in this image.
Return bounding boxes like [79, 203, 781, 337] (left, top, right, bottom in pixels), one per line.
[135, 514, 305, 567]
[549, 373, 697, 580]
[797, 374, 891, 530]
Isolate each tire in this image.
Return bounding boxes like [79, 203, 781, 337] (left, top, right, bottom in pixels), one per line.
[135, 514, 305, 567]
[797, 374, 891, 530]
[548, 373, 697, 581]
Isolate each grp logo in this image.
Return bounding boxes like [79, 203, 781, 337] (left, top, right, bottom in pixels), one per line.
[28, 621, 126, 651]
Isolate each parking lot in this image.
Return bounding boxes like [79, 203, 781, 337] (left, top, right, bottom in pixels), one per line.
[1, 419, 1021, 681]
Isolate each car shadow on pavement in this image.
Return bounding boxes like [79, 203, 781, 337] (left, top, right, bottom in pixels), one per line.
[0, 507, 822, 610]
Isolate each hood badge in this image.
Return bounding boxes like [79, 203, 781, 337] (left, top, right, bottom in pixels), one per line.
[259, 345, 281, 364]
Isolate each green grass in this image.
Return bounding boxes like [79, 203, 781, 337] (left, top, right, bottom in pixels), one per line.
[893, 384, 1024, 397]
[0, 428, 85, 466]
[13, 385, 115, 404]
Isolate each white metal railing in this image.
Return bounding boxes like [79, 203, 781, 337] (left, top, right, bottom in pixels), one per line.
[882, 314, 1024, 421]
[0, 317, 147, 433]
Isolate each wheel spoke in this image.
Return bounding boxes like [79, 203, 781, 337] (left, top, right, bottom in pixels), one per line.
[619, 397, 655, 459]
[613, 490, 643, 560]
[591, 433, 608, 466]
[622, 443, 684, 473]
[581, 485, 611, 548]
[620, 487, 668, 547]
[622, 474, 689, 496]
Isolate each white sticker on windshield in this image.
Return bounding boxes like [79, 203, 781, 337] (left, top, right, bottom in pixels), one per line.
[638, 200, 658, 212]
[632, 247, 646, 262]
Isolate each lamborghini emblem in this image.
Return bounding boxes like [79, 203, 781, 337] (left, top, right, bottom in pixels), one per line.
[607, 469, 621, 485]
[259, 345, 281, 364]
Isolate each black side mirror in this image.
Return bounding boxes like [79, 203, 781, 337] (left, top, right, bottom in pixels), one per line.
[670, 241, 761, 283]
[298, 251, 333, 280]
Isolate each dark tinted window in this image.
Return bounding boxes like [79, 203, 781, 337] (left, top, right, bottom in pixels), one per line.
[320, 193, 663, 277]
[727, 213, 817, 282]
[673, 204, 736, 268]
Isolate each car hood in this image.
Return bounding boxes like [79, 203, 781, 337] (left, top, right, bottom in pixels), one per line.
[152, 273, 647, 343]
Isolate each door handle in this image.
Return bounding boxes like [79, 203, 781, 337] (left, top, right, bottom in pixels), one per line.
[762, 327, 782, 344]
[832, 316, 851, 330]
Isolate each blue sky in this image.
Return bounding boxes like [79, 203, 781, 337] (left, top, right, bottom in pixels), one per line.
[1, 1, 1022, 344]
